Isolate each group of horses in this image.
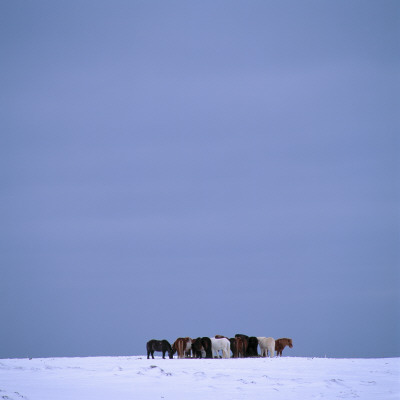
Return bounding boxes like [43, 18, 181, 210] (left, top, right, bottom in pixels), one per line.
[146, 334, 293, 360]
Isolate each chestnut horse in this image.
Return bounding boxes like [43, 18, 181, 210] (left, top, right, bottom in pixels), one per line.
[275, 338, 293, 356]
[172, 337, 192, 359]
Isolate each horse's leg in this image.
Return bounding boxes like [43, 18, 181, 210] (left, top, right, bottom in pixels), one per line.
[151, 350, 155, 359]
[213, 344, 217, 358]
[206, 348, 212, 359]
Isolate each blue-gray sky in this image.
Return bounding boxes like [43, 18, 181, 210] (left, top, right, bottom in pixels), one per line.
[1, 1, 399, 359]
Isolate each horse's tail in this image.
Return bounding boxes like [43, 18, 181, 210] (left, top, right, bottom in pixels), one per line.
[174, 339, 182, 358]
[226, 339, 231, 359]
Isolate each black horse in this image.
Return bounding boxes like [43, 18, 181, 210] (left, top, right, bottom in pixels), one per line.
[146, 339, 173, 359]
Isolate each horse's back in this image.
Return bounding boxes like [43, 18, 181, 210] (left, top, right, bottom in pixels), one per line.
[257, 337, 274, 347]
[146, 339, 156, 349]
[147, 339, 165, 351]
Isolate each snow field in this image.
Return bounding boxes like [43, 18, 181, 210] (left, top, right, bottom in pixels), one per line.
[0, 356, 399, 400]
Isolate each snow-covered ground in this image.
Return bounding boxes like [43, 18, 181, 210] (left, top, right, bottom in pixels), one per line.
[0, 356, 399, 400]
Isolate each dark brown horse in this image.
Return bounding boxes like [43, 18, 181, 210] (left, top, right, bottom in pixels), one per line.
[275, 338, 293, 356]
[235, 334, 249, 356]
[146, 339, 173, 359]
[201, 337, 213, 358]
[191, 337, 213, 358]
[191, 337, 203, 358]
[235, 334, 258, 357]
[230, 337, 245, 358]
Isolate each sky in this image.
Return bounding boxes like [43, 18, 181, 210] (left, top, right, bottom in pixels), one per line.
[1, 1, 399, 359]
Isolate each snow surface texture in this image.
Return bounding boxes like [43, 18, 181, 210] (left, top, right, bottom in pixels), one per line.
[0, 356, 399, 400]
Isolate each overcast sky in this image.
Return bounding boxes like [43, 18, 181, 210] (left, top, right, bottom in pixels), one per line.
[1, 1, 399, 359]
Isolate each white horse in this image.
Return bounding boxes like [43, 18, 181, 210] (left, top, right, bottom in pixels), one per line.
[210, 337, 231, 358]
[257, 337, 275, 358]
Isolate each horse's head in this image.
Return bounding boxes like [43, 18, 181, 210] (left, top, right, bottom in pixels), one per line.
[288, 339, 293, 348]
[167, 350, 173, 359]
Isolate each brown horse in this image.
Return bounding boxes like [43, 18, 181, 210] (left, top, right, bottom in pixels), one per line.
[230, 337, 246, 358]
[275, 338, 293, 356]
[235, 334, 249, 356]
[172, 337, 192, 359]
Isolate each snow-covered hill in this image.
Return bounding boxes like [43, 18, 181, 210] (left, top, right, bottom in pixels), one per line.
[0, 356, 398, 399]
